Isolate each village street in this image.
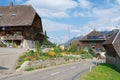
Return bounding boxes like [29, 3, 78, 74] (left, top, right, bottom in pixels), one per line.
[0, 48, 26, 75]
[0, 60, 95, 80]
[0, 48, 96, 80]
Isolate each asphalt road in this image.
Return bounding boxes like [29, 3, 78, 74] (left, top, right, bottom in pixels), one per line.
[0, 48, 26, 74]
[2, 61, 95, 80]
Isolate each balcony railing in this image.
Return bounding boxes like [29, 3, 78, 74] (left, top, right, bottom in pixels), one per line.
[1, 35, 23, 40]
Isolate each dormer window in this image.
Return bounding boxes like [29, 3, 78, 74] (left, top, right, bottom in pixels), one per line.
[0, 14, 3, 17]
[11, 13, 16, 16]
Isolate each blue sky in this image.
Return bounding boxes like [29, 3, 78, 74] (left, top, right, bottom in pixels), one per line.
[0, 0, 120, 44]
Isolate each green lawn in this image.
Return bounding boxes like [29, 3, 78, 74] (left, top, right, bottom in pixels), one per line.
[80, 64, 120, 80]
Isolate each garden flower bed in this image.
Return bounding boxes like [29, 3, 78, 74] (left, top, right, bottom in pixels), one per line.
[16, 43, 94, 71]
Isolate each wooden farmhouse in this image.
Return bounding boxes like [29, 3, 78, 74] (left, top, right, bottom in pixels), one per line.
[0, 2, 44, 49]
[103, 30, 120, 70]
[79, 30, 108, 51]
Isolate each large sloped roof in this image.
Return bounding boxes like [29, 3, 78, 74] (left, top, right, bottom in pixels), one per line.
[103, 30, 120, 57]
[103, 32, 118, 45]
[0, 4, 36, 27]
[112, 31, 120, 57]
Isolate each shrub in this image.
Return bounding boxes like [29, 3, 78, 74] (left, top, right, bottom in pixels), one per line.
[0, 43, 7, 47]
[88, 47, 96, 56]
[25, 68, 34, 71]
[9, 41, 17, 48]
[69, 45, 78, 53]
[64, 56, 79, 61]
[25, 50, 35, 56]
[78, 49, 89, 54]
[81, 54, 93, 59]
[35, 41, 41, 57]
[39, 56, 48, 60]
[48, 51, 56, 57]
[60, 52, 66, 56]
[16, 65, 20, 69]
[26, 56, 36, 61]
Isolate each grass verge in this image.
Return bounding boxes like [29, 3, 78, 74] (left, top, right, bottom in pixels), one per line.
[80, 64, 120, 80]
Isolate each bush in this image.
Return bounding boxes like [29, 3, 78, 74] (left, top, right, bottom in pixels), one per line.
[69, 45, 78, 53]
[88, 47, 96, 56]
[81, 54, 93, 59]
[0, 43, 7, 47]
[35, 41, 41, 57]
[60, 52, 66, 56]
[64, 56, 79, 61]
[25, 68, 34, 71]
[25, 50, 35, 56]
[48, 51, 56, 57]
[79, 49, 89, 54]
[39, 56, 48, 60]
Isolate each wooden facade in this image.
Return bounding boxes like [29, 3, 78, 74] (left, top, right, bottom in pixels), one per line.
[103, 30, 120, 70]
[80, 40, 105, 51]
[0, 3, 43, 48]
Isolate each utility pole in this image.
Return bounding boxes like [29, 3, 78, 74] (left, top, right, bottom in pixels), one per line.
[68, 27, 71, 46]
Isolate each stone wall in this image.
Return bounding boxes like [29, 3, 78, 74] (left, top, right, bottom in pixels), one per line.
[17, 57, 81, 71]
[106, 54, 120, 70]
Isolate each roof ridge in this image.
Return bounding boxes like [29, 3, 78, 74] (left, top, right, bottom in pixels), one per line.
[112, 30, 120, 44]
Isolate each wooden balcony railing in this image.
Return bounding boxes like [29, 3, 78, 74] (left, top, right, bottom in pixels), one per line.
[1, 35, 23, 40]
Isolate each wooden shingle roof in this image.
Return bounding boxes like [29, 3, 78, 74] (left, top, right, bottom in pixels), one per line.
[0, 4, 37, 27]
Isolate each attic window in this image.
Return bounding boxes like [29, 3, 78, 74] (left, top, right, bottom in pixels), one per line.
[11, 13, 16, 16]
[0, 14, 3, 17]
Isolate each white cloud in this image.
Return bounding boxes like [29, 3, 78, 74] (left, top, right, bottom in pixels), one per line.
[24, 0, 77, 18]
[73, 2, 120, 34]
[73, 11, 91, 17]
[73, 11, 85, 17]
[37, 9, 69, 18]
[24, 0, 77, 10]
[70, 29, 81, 33]
[78, 0, 92, 9]
[49, 36, 69, 44]
[112, 17, 120, 22]
[42, 19, 73, 32]
[116, 0, 120, 3]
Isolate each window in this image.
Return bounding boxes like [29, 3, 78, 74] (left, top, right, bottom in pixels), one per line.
[87, 35, 105, 40]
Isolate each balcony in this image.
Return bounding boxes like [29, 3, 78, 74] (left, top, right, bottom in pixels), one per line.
[1, 35, 24, 40]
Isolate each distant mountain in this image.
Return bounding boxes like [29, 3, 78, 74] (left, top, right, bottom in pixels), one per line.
[100, 29, 119, 37]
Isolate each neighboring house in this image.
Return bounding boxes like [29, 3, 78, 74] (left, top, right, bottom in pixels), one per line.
[103, 30, 120, 70]
[0, 2, 44, 48]
[79, 29, 108, 51]
[71, 39, 80, 46]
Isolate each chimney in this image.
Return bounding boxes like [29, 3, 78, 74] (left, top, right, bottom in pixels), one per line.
[10, 2, 13, 8]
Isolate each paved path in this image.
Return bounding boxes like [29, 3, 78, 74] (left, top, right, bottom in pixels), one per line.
[0, 48, 26, 75]
[1, 61, 96, 80]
